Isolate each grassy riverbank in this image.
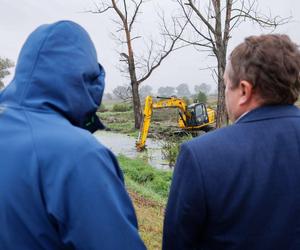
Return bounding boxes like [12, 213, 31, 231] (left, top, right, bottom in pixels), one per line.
[118, 155, 172, 249]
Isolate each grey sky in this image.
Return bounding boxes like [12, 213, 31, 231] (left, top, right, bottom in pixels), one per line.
[1, 0, 299, 93]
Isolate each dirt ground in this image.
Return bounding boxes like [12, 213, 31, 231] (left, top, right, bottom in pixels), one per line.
[129, 190, 165, 250]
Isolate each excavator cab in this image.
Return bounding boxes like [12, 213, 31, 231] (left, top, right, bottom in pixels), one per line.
[186, 103, 209, 126]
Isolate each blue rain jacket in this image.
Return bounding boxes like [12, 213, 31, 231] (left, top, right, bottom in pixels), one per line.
[0, 21, 145, 250]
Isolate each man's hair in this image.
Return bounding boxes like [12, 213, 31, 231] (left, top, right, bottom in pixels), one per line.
[229, 34, 300, 104]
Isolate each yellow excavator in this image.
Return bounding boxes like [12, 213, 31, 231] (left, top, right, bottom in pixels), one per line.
[136, 96, 216, 151]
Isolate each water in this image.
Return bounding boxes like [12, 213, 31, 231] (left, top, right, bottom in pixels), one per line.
[93, 130, 171, 170]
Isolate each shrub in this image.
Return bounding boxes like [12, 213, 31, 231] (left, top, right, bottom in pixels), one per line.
[193, 91, 207, 103]
[161, 140, 179, 167]
[112, 103, 132, 112]
[161, 135, 192, 167]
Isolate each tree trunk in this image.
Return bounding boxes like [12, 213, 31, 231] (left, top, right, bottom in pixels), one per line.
[216, 71, 227, 127]
[213, 1, 228, 128]
[216, 52, 228, 127]
[124, 22, 142, 129]
[128, 55, 142, 129]
[131, 81, 142, 129]
[127, 54, 142, 129]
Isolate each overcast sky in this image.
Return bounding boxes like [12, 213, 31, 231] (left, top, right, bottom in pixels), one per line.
[1, 0, 299, 93]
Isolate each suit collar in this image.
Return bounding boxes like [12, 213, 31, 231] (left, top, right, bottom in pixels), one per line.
[236, 104, 300, 123]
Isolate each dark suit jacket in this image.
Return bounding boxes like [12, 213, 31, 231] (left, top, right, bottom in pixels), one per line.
[163, 105, 300, 250]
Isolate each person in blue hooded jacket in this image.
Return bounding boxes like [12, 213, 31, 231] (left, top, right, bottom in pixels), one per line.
[163, 34, 300, 249]
[0, 21, 146, 250]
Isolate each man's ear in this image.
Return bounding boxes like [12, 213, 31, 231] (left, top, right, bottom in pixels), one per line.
[239, 80, 254, 105]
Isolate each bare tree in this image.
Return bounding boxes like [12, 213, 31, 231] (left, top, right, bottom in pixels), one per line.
[112, 85, 132, 101]
[174, 0, 289, 127]
[195, 83, 211, 95]
[87, 1, 187, 129]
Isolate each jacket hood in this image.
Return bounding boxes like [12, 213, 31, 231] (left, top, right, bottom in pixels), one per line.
[0, 20, 105, 132]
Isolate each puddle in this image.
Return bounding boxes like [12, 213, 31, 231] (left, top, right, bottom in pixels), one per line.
[93, 130, 171, 170]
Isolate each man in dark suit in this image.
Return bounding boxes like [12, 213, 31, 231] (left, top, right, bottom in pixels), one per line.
[163, 34, 300, 250]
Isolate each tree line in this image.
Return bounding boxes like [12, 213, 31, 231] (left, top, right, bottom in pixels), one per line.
[108, 82, 211, 102]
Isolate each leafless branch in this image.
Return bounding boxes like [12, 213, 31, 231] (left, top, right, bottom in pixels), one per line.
[198, 65, 217, 71]
[130, 36, 142, 41]
[136, 14, 188, 84]
[230, 0, 291, 29]
[176, 0, 215, 44]
[186, 0, 216, 35]
[211, 67, 218, 85]
[223, 0, 233, 46]
[123, 0, 128, 21]
[174, 36, 213, 49]
[82, 1, 113, 14]
[111, 0, 126, 25]
[113, 85, 132, 101]
[129, 0, 143, 32]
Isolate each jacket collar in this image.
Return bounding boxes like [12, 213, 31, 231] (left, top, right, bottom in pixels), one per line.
[236, 104, 300, 124]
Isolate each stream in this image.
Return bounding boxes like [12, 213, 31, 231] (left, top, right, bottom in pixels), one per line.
[93, 130, 171, 170]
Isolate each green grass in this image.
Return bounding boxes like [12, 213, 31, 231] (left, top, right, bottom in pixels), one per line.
[97, 110, 139, 136]
[118, 155, 172, 203]
[125, 178, 167, 205]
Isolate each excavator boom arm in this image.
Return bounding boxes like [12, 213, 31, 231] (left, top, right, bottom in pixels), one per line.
[136, 96, 189, 151]
[136, 96, 153, 151]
